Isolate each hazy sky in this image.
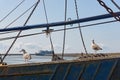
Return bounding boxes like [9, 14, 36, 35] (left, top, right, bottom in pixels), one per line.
[0, 0, 120, 54]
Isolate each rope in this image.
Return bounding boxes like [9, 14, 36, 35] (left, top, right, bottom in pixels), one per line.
[0, 0, 26, 23]
[74, 0, 88, 54]
[1, 0, 41, 63]
[43, 0, 55, 58]
[62, 0, 67, 59]
[0, 19, 117, 41]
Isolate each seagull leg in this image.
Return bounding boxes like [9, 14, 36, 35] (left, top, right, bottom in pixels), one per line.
[95, 50, 97, 54]
[25, 59, 27, 63]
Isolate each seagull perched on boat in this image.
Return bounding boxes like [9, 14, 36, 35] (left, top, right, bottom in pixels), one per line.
[20, 49, 32, 62]
[91, 40, 102, 53]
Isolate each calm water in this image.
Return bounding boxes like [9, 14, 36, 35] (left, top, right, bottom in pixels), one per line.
[3, 55, 77, 65]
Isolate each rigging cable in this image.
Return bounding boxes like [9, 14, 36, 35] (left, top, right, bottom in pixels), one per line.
[43, 0, 56, 60]
[0, 2, 42, 35]
[0, 0, 26, 23]
[74, 0, 88, 54]
[111, 0, 120, 11]
[0, 19, 117, 41]
[4, 2, 38, 29]
[62, 0, 67, 59]
[0, 12, 120, 32]
[1, 0, 41, 63]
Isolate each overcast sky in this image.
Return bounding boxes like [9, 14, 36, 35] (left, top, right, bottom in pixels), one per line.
[0, 0, 120, 54]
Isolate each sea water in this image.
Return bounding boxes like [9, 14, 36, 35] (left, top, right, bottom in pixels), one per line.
[3, 55, 76, 65]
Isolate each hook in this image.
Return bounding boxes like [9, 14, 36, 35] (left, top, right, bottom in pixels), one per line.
[67, 18, 73, 27]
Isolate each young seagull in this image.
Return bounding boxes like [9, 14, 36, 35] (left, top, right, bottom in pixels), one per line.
[20, 49, 32, 62]
[91, 40, 102, 53]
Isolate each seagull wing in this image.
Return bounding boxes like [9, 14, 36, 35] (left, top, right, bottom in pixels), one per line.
[23, 53, 31, 60]
[92, 43, 102, 50]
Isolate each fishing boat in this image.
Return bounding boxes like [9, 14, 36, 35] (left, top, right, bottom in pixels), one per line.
[0, 0, 120, 80]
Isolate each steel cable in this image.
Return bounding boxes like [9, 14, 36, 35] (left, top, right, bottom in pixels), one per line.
[74, 0, 88, 54]
[61, 0, 67, 59]
[4, 2, 38, 29]
[1, 0, 41, 63]
[111, 0, 120, 11]
[43, 0, 56, 60]
[0, 19, 117, 41]
[0, 0, 26, 23]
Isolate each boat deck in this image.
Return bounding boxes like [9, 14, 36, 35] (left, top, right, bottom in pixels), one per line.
[0, 53, 120, 80]
[3, 53, 120, 66]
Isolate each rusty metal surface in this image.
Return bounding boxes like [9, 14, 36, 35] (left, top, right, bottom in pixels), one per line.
[0, 55, 120, 80]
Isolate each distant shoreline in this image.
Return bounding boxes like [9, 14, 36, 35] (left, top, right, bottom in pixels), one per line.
[0, 53, 81, 57]
[0, 53, 120, 57]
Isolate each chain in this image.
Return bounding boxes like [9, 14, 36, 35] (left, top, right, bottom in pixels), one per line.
[97, 0, 120, 21]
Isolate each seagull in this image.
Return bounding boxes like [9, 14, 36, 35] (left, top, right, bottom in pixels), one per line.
[91, 40, 102, 53]
[20, 49, 32, 62]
